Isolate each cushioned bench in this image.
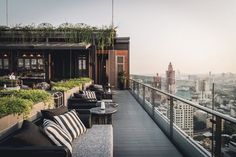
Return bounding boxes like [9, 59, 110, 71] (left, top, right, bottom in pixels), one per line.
[0, 107, 113, 157]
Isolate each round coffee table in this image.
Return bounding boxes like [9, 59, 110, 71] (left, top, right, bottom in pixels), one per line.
[90, 107, 117, 124]
[96, 101, 119, 108]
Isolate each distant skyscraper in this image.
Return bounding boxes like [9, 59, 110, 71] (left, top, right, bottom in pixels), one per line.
[153, 73, 162, 102]
[166, 62, 175, 94]
[208, 71, 213, 90]
[153, 73, 161, 89]
[195, 79, 211, 100]
[173, 103, 194, 137]
[173, 89, 194, 137]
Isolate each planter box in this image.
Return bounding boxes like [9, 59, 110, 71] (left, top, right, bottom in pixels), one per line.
[63, 86, 82, 106]
[0, 102, 51, 139]
[82, 81, 93, 90]
[5, 86, 21, 90]
[56, 81, 92, 106]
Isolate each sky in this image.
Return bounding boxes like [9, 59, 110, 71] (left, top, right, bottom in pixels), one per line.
[0, 0, 236, 75]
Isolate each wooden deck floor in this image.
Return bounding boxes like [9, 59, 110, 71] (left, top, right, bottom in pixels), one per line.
[112, 90, 183, 157]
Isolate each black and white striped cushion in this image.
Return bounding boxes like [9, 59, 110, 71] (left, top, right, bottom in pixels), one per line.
[90, 91, 96, 99]
[83, 91, 96, 100]
[53, 110, 87, 140]
[43, 119, 72, 153]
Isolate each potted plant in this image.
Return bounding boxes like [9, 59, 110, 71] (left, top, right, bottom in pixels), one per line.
[118, 71, 126, 90]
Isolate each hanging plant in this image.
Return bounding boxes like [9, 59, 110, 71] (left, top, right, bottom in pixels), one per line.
[0, 23, 116, 50]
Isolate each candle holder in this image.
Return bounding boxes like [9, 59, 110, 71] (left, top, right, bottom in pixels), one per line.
[101, 101, 105, 110]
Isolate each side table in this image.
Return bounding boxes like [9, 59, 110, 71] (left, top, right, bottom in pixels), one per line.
[90, 107, 117, 124]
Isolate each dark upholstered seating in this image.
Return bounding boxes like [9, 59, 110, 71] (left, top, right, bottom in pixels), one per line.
[87, 84, 113, 100]
[68, 90, 98, 110]
[0, 106, 113, 157]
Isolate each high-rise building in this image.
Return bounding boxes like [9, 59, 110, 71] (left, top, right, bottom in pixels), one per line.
[153, 73, 161, 89]
[166, 62, 175, 94]
[163, 62, 193, 137]
[174, 103, 194, 137]
[174, 89, 194, 137]
[195, 79, 211, 100]
[153, 73, 162, 103]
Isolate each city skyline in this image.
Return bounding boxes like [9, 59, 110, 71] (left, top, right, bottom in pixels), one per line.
[1, 0, 236, 74]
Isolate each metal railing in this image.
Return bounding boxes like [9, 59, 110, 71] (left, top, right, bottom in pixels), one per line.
[129, 78, 236, 157]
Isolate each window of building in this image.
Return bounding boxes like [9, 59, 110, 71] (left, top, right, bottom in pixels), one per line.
[116, 56, 125, 73]
[25, 59, 30, 69]
[117, 64, 124, 73]
[117, 56, 124, 64]
[18, 59, 23, 68]
[38, 59, 44, 69]
[0, 58, 9, 70]
[17, 57, 45, 70]
[3, 59, 9, 69]
[78, 55, 88, 77]
[31, 59, 37, 69]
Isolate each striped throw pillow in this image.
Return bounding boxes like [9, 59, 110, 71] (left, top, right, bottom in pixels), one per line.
[83, 91, 96, 100]
[53, 110, 87, 140]
[43, 119, 72, 153]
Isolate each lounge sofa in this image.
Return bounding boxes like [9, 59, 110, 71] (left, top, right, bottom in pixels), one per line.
[67, 96, 98, 110]
[68, 89, 114, 110]
[88, 84, 113, 100]
[68, 91, 99, 110]
[0, 106, 113, 157]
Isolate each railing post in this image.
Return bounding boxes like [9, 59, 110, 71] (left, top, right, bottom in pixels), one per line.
[129, 80, 131, 90]
[142, 85, 145, 106]
[137, 83, 140, 101]
[170, 97, 174, 140]
[211, 83, 215, 157]
[151, 89, 155, 116]
[215, 116, 222, 157]
[132, 81, 135, 94]
[134, 82, 137, 94]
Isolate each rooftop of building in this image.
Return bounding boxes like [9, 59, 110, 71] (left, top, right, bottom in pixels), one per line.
[175, 89, 192, 100]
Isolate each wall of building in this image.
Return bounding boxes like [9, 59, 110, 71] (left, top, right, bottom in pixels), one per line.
[98, 49, 129, 89]
[115, 50, 129, 88]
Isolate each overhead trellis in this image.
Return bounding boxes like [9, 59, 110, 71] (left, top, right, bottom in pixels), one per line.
[0, 23, 116, 50]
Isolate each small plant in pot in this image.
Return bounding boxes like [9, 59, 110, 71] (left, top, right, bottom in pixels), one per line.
[118, 71, 126, 90]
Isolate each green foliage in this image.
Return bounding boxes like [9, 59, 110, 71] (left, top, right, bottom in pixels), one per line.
[0, 96, 33, 118]
[51, 86, 69, 92]
[51, 77, 92, 91]
[0, 23, 116, 50]
[0, 89, 52, 103]
[0, 89, 53, 118]
[76, 77, 92, 83]
[118, 71, 126, 83]
[118, 71, 126, 89]
[17, 90, 52, 103]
